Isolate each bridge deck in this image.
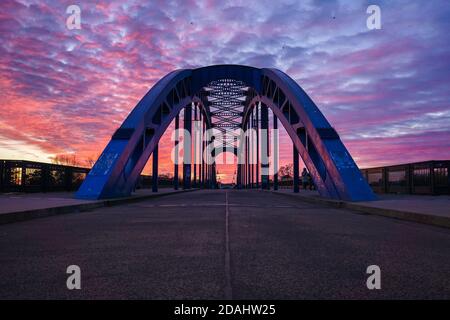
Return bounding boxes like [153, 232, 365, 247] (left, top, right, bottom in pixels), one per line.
[1, 190, 450, 299]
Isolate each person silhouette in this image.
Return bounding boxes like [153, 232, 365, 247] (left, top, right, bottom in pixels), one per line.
[301, 168, 308, 190]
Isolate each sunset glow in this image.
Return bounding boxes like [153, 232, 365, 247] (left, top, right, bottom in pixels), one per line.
[1, 1, 449, 183]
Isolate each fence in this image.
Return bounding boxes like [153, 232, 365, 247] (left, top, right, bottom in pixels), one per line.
[0, 160, 172, 193]
[2, 159, 449, 195]
[360, 160, 450, 195]
[0, 160, 90, 193]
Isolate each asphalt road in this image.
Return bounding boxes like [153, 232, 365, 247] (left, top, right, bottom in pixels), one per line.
[1, 189, 450, 299]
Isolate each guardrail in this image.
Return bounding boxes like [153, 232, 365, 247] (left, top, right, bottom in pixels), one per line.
[2, 159, 449, 195]
[0, 160, 173, 193]
[360, 160, 450, 195]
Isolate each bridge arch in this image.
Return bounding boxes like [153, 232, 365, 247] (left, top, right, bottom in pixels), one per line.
[76, 65, 376, 201]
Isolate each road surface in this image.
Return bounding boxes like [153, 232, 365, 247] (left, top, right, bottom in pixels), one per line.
[1, 190, 450, 299]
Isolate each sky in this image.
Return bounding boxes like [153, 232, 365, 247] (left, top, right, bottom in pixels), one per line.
[0, 0, 449, 182]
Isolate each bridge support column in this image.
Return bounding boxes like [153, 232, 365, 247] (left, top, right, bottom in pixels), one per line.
[210, 164, 213, 188]
[245, 148, 247, 189]
[174, 114, 179, 190]
[237, 128, 243, 189]
[208, 164, 211, 188]
[256, 105, 259, 189]
[273, 114, 278, 191]
[247, 121, 250, 188]
[293, 144, 299, 193]
[204, 163, 206, 188]
[261, 103, 269, 190]
[193, 105, 198, 188]
[212, 148, 216, 189]
[201, 118, 205, 188]
[250, 111, 254, 189]
[241, 164, 244, 189]
[243, 132, 246, 188]
[250, 109, 256, 189]
[206, 163, 209, 188]
[209, 162, 212, 189]
[152, 144, 158, 192]
[213, 164, 217, 188]
[183, 105, 192, 189]
[237, 164, 241, 188]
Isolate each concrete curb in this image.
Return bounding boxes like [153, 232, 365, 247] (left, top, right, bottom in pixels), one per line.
[270, 191, 450, 229]
[0, 189, 200, 225]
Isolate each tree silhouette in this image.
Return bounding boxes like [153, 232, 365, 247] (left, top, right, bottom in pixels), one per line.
[51, 154, 80, 166]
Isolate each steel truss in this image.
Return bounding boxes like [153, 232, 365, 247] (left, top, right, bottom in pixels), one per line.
[204, 79, 247, 149]
[76, 65, 376, 202]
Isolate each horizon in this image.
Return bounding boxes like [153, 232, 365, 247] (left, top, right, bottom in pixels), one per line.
[1, 1, 450, 183]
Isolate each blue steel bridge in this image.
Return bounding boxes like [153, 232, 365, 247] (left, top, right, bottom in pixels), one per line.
[76, 65, 375, 202]
[2, 65, 450, 301]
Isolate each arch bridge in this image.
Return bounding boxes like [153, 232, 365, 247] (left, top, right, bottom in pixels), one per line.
[76, 65, 376, 202]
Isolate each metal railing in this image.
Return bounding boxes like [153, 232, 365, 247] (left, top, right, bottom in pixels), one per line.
[0, 160, 172, 193]
[0, 160, 90, 193]
[2, 159, 449, 195]
[360, 160, 450, 195]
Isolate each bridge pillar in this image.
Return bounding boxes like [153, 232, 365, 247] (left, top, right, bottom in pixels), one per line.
[241, 164, 244, 189]
[261, 104, 269, 189]
[273, 114, 279, 191]
[152, 144, 158, 192]
[201, 118, 205, 188]
[237, 164, 241, 188]
[213, 164, 217, 188]
[250, 109, 256, 188]
[206, 162, 209, 188]
[208, 164, 211, 188]
[293, 145, 299, 193]
[174, 114, 179, 190]
[212, 147, 216, 189]
[248, 115, 251, 189]
[250, 111, 254, 189]
[248, 121, 251, 189]
[210, 164, 213, 188]
[244, 146, 247, 189]
[256, 105, 259, 189]
[250, 118, 253, 189]
[193, 105, 198, 188]
[183, 105, 192, 189]
[243, 131, 246, 188]
[208, 164, 212, 189]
